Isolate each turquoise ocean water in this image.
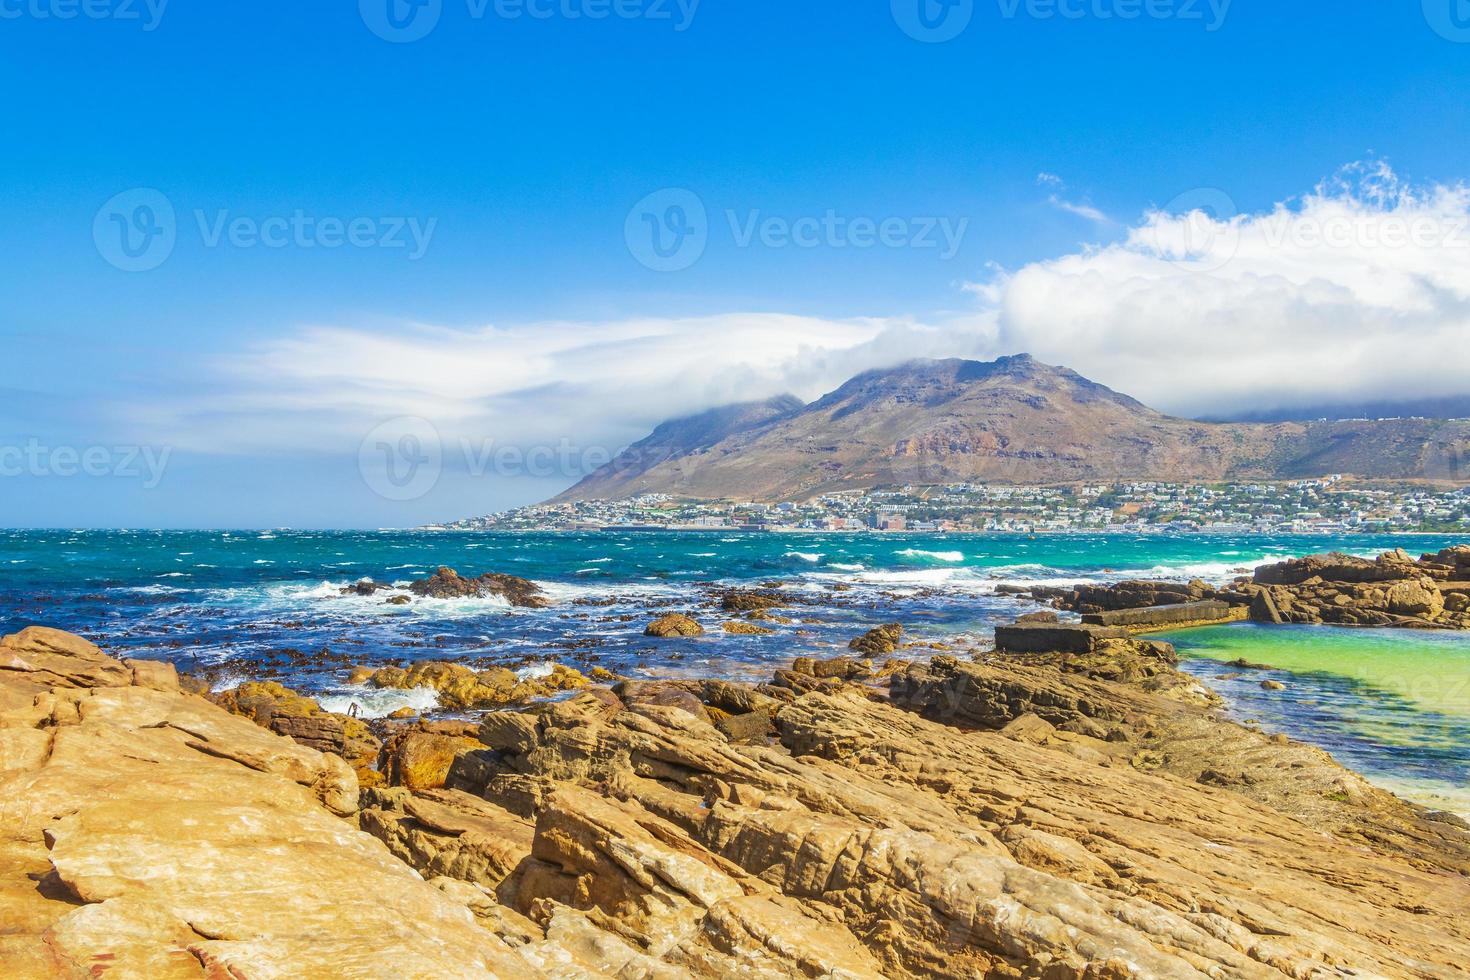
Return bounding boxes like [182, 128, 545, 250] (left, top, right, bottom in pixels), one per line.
[2, 529, 1466, 814]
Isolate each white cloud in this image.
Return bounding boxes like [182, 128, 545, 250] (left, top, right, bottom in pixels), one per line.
[141, 161, 1470, 469]
[139, 314, 997, 459]
[1037, 172, 1112, 225]
[1046, 194, 1111, 225]
[979, 161, 1470, 416]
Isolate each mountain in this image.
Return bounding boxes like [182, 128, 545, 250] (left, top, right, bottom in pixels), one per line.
[554, 356, 1470, 502]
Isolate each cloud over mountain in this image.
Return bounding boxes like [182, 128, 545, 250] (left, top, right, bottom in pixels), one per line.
[140, 163, 1470, 475]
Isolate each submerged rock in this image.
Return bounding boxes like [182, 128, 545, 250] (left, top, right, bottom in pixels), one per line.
[722, 620, 774, 635]
[719, 589, 792, 612]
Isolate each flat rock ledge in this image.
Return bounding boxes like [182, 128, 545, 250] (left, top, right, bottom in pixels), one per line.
[1016, 546, 1470, 631]
[4, 624, 1470, 977]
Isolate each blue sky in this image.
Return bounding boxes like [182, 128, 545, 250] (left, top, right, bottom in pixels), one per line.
[3, 1, 1470, 527]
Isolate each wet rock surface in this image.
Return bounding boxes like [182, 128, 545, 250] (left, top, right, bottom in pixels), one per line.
[408, 567, 552, 608]
[644, 613, 705, 638]
[366, 659, 589, 710]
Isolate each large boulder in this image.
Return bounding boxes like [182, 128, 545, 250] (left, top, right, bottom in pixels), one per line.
[644, 613, 705, 638]
[408, 567, 551, 607]
[382, 723, 482, 792]
[848, 623, 903, 655]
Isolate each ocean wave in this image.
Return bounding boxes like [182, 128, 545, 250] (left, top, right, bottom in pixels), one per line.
[898, 549, 964, 563]
[515, 662, 555, 681]
[849, 568, 966, 588]
[318, 685, 440, 719]
[826, 562, 865, 572]
[785, 551, 823, 563]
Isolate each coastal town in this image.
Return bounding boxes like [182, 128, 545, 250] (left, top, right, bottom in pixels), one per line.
[441, 479, 1470, 534]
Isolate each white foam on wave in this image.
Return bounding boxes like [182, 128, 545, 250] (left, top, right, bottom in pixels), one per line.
[898, 549, 965, 563]
[534, 578, 682, 603]
[156, 572, 189, 578]
[318, 685, 440, 719]
[785, 551, 823, 563]
[116, 583, 185, 595]
[826, 562, 865, 572]
[515, 662, 555, 681]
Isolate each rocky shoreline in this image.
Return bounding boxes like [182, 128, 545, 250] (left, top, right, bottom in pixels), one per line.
[1008, 546, 1470, 632]
[4, 615, 1470, 977]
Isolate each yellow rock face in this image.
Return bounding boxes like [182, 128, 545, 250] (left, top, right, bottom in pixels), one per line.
[369, 660, 588, 709]
[0, 627, 529, 978]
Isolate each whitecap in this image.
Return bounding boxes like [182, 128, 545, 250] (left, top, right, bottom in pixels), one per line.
[318, 685, 440, 719]
[785, 551, 823, 562]
[898, 549, 964, 563]
[826, 562, 865, 572]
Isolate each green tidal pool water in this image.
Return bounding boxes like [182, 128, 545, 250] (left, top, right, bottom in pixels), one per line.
[1161, 623, 1470, 817]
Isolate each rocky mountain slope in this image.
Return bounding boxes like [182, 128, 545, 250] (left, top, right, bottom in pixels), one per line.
[555, 355, 1470, 501]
